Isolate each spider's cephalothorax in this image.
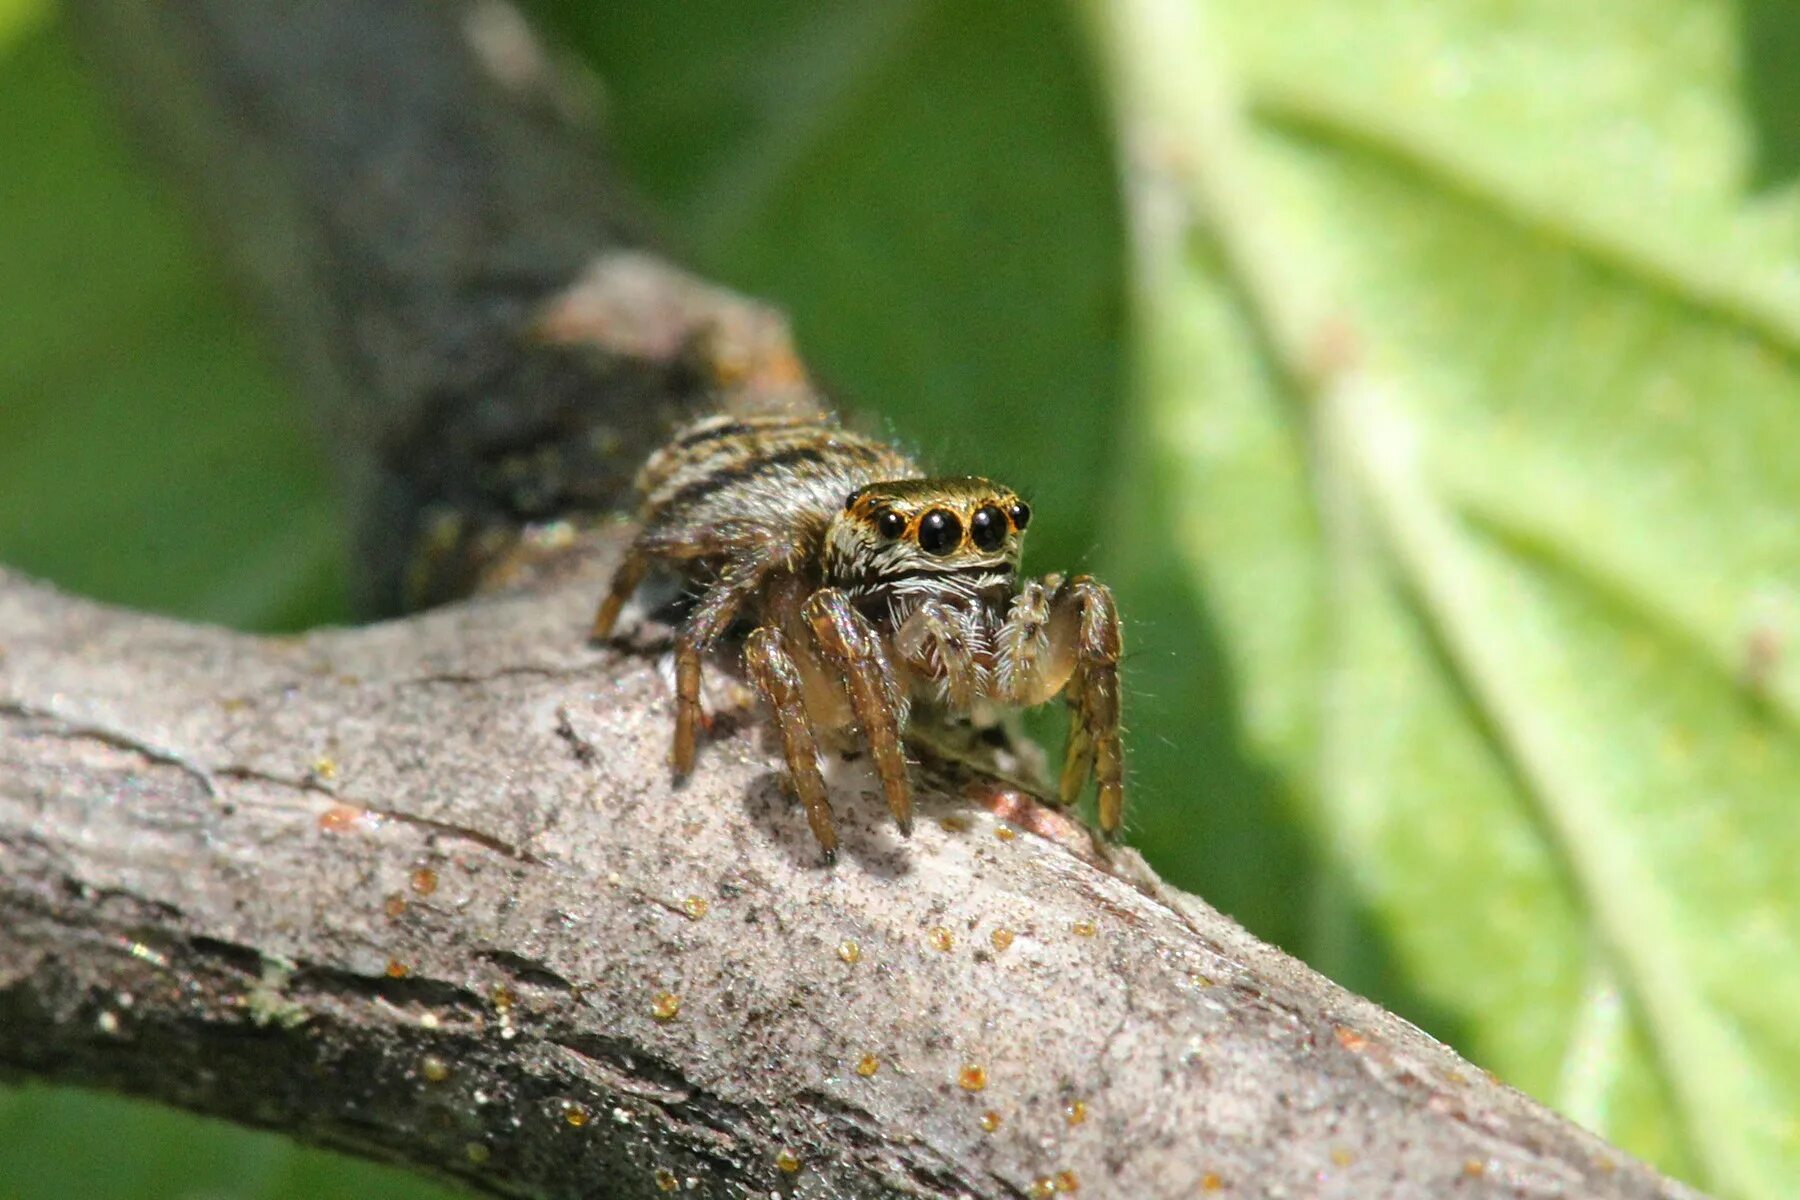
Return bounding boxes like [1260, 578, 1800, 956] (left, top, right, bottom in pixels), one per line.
[592, 412, 1123, 862]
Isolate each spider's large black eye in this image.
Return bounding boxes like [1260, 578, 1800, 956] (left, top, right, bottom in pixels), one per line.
[970, 505, 1008, 551]
[876, 510, 907, 539]
[917, 508, 961, 555]
[1007, 501, 1031, 531]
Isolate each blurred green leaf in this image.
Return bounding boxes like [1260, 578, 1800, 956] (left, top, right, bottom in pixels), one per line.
[0, 1085, 454, 1200]
[0, 0, 43, 43]
[1086, 0, 1800, 1195]
[0, 8, 347, 632]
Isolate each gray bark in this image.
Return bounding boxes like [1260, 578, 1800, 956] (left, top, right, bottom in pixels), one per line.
[2, 1, 1705, 1197]
[0, 557, 1699, 1199]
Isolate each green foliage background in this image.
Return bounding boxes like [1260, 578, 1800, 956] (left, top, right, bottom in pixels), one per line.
[2, 1, 1796, 1196]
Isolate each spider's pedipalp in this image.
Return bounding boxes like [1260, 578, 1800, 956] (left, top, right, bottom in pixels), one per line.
[896, 599, 986, 710]
[993, 576, 1063, 707]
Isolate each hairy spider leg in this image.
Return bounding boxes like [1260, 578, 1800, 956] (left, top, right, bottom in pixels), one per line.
[668, 542, 794, 774]
[1058, 576, 1124, 837]
[591, 548, 648, 639]
[802, 588, 914, 836]
[743, 625, 838, 864]
[593, 518, 754, 641]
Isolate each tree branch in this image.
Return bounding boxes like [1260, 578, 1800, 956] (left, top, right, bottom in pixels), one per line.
[2, 1, 1705, 1197]
[0, 560, 1695, 1199]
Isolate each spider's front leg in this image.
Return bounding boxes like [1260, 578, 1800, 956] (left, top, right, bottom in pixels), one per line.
[801, 588, 914, 837]
[743, 625, 839, 863]
[998, 574, 1124, 837]
[1059, 576, 1124, 836]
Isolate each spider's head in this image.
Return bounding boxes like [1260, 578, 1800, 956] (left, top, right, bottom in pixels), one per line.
[825, 476, 1030, 592]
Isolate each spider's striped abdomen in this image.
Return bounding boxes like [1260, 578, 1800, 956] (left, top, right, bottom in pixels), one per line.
[634, 414, 920, 556]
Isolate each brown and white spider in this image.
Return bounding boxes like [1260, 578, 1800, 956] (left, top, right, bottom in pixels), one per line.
[592, 411, 1123, 862]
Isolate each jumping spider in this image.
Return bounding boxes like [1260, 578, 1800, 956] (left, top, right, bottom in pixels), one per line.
[592, 412, 1123, 862]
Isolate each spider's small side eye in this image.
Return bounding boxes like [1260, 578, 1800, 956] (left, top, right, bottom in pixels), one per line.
[876, 510, 907, 539]
[970, 505, 1008, 551]
[918, 509, 961, 555]
[845, 489, 863, 512]
[1008, 501, 1031, 531]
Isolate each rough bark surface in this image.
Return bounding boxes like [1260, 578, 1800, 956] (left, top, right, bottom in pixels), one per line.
[0, 559, 1697, 1200]
[2, 1, 1706, 1198]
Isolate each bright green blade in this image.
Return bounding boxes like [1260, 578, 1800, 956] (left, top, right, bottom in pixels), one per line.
[1085, 1, 1800, 1195]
